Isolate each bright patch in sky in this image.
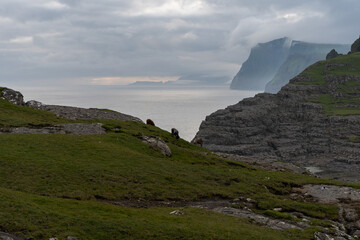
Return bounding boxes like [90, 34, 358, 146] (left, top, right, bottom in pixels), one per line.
[91, 76, 180, 85]
[9, 36, 34, 44]
[121, 0, 211, 17]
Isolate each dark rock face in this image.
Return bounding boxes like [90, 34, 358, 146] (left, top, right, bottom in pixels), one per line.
[351, 37, 360, 53]
[230, 37, 291, 90]
[326, 49, 340, 60]
[0, 88, 25, 105]
[195, 74, 360, 182]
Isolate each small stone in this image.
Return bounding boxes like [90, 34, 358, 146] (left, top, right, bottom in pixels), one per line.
[273, 208, 282, 211]
[170, 210, 184, 215]
[48, 238, 58, 240]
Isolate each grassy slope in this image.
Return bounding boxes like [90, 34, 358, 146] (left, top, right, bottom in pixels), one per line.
[0, 96, 356, 239]
[295, 52, 360, 115]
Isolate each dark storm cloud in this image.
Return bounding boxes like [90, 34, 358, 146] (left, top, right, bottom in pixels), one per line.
[0, 0, 359, 86]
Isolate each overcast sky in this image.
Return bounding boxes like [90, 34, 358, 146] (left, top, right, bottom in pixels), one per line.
[0, 0, 359, 87]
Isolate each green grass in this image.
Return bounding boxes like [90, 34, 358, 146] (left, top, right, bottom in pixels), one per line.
[294, 53, 360, 116]
[0, 88, 358, 239]
[0, 98, 73, 128]
[0, 187, 321, 240]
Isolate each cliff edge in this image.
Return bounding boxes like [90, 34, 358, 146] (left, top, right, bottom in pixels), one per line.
[196, 50, 360, 182]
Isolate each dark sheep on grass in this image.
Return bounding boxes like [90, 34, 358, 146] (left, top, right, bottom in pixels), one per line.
[191, 137, 203, 147]
[171, 128, 179, 139]
[146, 119, 155, 126]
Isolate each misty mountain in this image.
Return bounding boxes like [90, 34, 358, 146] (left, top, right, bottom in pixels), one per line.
[230, 37, 350, 93]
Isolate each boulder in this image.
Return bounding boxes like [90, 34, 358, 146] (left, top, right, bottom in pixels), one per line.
[142, 136, 172, 157]
[26, 100, 43, 109]
[1, 88, 25, 105]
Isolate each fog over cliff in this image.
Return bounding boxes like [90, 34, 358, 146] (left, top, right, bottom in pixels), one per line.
[0, 0, 359, 87]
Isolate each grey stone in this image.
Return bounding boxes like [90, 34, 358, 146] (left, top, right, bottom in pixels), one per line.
[142, 136, 172, 157]
[1, 88, 24, 105]
[26, 100, 43, 109]
[302, 185, 360, 204]
[170, 210, 184, 215]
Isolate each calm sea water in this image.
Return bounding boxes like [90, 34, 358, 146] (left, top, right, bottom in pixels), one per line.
[17, 85, 259, 141]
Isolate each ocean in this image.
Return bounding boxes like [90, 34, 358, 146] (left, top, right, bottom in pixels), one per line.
[17, 85, 259, 141]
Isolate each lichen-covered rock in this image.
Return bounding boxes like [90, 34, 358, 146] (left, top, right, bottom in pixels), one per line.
[1, 88, 25, 105]
[26, 100, 43, 109]
[142, 136, 172, 157]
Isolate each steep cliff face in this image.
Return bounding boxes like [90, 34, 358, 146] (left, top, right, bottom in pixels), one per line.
[265, 41, 350, 93]
[230, 37, 350, 92]
[230, 37, 291, 90]
[196, 52, 360, 182]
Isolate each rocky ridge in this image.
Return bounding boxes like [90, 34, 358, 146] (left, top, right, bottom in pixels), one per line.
[195, 52, 360, 182]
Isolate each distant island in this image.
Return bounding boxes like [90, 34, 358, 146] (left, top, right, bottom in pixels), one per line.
[230, 37, 350, 93]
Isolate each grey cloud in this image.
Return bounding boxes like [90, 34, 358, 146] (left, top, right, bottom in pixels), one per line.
[0, 0, 359, 87]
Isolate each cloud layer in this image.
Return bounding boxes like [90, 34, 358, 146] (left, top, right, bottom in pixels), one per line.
[0, 0, 359, 86]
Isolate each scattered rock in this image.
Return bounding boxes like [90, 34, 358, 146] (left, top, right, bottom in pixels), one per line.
[273, 208, 282, 211]
[48, 238, 58, 240]
[170, 210, 184, 215]
[1, 88, 25, 105]
[142, 136, 172, 157]
[353, 230, 360, 238]
[213, 207, 305, 231]
[302, 185, 360, 203]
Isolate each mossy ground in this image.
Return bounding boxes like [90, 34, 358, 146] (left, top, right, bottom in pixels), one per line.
[0, 93, 358, 239]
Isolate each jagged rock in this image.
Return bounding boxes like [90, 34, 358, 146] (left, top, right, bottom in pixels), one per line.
[26, 100, 43, 109]
[142, 136, 172, 157]
[0, 88, 25, 105]
[326, 49, 340, 59]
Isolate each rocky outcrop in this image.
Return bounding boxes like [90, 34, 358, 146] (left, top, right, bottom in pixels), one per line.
[32, 105, 142, 122]
[351, 36, 360, 53]
[0, 123, 106, 135]
[326, 49, 340, 60]
[195, 55, 360, 182]
[0, 88, 25, 105]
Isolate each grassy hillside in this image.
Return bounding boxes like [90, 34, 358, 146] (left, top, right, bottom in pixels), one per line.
[0, 96, 356, 239]
[295, 52, 360, 115]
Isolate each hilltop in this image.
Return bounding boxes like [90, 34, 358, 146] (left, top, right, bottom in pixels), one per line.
[1, 86, 360, 239]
